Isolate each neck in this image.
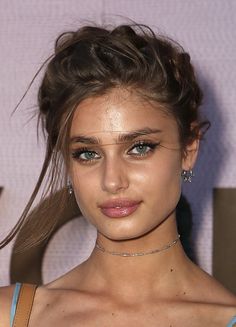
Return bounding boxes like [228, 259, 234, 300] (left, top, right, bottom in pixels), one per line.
[81, 216, 191, 301]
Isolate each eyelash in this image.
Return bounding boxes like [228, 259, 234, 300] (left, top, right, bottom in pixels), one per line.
[71, 140, 160, 164]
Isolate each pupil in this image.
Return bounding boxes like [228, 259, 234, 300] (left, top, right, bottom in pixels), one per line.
[138, 145, 146, 152]
[86, 151, 94, 159]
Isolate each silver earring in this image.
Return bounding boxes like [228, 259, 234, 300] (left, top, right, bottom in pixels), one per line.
[68, 181, 73, 195]
[181, 169, 194, 182]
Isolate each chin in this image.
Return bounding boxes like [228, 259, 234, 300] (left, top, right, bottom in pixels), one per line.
[98, 224, 158, 242]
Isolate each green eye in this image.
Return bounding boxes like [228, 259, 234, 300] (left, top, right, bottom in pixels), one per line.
[133, 144, 150, 154]
[72, 149, 100, 162]
[81, 151, 97, 160]
[128, 142, 159, 156]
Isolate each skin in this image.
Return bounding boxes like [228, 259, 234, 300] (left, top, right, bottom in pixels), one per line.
[0, 89, 236, 326]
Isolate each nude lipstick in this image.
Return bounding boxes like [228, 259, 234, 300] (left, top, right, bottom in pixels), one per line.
[99, 199, 141, 218]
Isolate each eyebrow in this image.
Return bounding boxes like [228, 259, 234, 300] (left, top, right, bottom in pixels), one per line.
[70, 128, 162, 145]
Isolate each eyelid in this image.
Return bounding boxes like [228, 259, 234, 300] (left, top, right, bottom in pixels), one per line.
[130, 139, 160, 145]
[127, 139, 160, 150]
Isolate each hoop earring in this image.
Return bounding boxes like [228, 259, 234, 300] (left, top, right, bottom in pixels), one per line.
[181, 169, 194, 182]
[67, 181, 73, 195]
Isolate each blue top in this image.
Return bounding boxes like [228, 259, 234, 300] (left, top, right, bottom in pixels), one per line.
[11, 283, 236, 326]
[228, 316, 236, 327]
[10, 282, 21, 327]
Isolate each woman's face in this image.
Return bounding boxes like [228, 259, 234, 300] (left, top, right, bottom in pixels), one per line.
[69, 89, 196, 241]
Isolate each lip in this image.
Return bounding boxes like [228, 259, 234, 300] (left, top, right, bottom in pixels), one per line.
[99, 199, 142, 218]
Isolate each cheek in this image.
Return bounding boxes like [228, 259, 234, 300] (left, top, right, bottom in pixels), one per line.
[131, 153, 182, 187]
[136, 155, 183, 215]
[70, 165, 100, 209]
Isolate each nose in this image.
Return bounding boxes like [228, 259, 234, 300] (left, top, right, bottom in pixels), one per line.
[101, 156, 129, 194]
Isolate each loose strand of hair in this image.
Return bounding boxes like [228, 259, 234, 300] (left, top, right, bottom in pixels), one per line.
[0, 143, 53, 249]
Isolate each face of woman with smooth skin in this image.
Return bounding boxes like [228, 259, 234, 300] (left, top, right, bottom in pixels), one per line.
[69, 89, 197, 244]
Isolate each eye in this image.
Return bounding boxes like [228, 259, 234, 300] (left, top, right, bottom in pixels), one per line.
[128, 141, 159, 156]
[71, 148, 101, 162]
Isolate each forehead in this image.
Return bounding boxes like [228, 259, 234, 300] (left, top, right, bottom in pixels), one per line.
[70, 89, 178, 140]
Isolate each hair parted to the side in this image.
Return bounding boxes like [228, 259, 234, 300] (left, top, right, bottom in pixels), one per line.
[1, 23, 210, 252]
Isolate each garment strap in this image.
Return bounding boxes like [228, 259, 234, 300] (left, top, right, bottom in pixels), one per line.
[12, 283, 37, 327]
[227, 316, 236, 327]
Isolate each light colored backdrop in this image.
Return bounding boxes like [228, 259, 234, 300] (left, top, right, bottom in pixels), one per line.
[0, 0, 236, 285]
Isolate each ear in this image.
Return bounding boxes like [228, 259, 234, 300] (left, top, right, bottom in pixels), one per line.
[182, 138, 199, 171]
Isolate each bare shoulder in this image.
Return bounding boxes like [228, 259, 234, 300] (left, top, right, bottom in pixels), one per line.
[0, 285, 15, 326]
[208, 277, 236, 305]
[177, 302, 236, 327]
[187, 261, 236, 306]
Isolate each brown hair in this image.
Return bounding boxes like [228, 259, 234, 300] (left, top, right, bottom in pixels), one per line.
[1, 23, 209, 251]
